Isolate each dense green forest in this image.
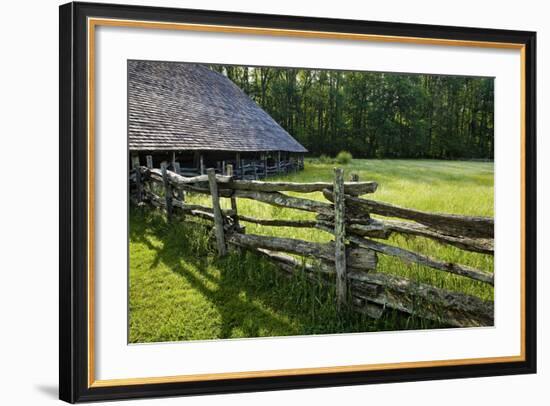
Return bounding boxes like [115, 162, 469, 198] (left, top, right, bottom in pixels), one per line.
[209, 65, 494, 159]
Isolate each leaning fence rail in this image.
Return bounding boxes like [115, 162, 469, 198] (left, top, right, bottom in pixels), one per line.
[130, 164, 494, 328]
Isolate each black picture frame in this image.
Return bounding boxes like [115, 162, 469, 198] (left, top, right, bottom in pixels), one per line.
[59, 1, 537, 403]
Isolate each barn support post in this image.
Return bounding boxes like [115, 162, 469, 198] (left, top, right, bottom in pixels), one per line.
[200, 154, 205, 175]
[277, 151, 281, 174]
[161, 162, 173, 222]
[131, 155, 142, 203]
[334, 167, 347, 308]
[222, 160, 226, 175]
[263, 153, 268, 178]
[171, 151, 176, 168]
[146, 155, 153, 169]
[192, 151, 199, 169]
[235, 152, 241, 178]
[207, 168, 227, 257]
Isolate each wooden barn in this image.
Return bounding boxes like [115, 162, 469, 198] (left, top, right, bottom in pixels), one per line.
[128, 60, 307, 179]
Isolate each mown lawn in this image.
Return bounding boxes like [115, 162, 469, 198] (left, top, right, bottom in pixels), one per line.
[129, 159, 494, 343]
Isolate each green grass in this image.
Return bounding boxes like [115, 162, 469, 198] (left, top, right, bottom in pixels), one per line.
[129, 159, 494, 343]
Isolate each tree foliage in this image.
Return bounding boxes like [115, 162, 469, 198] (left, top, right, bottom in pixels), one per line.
[210, 65, 494, 159]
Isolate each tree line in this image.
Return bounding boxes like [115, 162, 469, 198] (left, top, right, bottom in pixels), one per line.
[209, 65, 494, 160]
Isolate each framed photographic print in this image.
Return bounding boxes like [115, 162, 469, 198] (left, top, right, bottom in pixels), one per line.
[59, 1, 537, 403]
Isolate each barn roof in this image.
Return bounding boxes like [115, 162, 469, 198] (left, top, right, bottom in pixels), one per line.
[128, 60, 308, 153]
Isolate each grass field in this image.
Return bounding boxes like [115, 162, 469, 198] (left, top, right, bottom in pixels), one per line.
[129, 159, 494, 343]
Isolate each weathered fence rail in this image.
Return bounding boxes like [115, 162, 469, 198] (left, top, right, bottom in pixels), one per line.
[131, 164, 494, 328]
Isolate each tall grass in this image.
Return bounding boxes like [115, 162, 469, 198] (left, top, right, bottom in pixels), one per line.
[129, 159, 494, 343]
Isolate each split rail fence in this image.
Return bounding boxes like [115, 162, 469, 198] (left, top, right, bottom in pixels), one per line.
[130, 158, 494, 328]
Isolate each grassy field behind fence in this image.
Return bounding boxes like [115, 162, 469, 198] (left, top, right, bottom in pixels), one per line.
[129, 159, 494, 343]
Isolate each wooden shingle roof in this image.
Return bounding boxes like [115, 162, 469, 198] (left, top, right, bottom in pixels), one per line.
[128, 60, 307, 153]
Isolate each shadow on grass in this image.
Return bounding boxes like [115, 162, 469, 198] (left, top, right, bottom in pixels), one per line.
[129, 206, 442, 343]
[130, 207, 301, 340]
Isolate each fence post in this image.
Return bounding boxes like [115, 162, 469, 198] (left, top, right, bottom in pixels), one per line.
[350, 173, 359, 182]
[173, 161, 185, 218]
[207, 168, 227, 256]
[226, 164, 241, 231]
[131, 155, 142, 203]
[161, 162, 173, 222]
[334, 167, 347, 308]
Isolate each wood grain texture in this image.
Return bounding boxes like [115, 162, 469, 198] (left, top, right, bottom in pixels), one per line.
[383, 219, 494, 254]
[227, 179, 377, 194]
[349, 272, 494, 327]
[347, 233, 494, 285]
[161, 163, 173, 221]
[233, 189, 334, 216]
[333, 168, 347, 307]
[323, 189, 493, 238]
[207, 168, 227, 256]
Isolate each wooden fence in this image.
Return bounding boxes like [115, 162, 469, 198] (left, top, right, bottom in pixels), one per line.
[130, 160, 494, 328]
